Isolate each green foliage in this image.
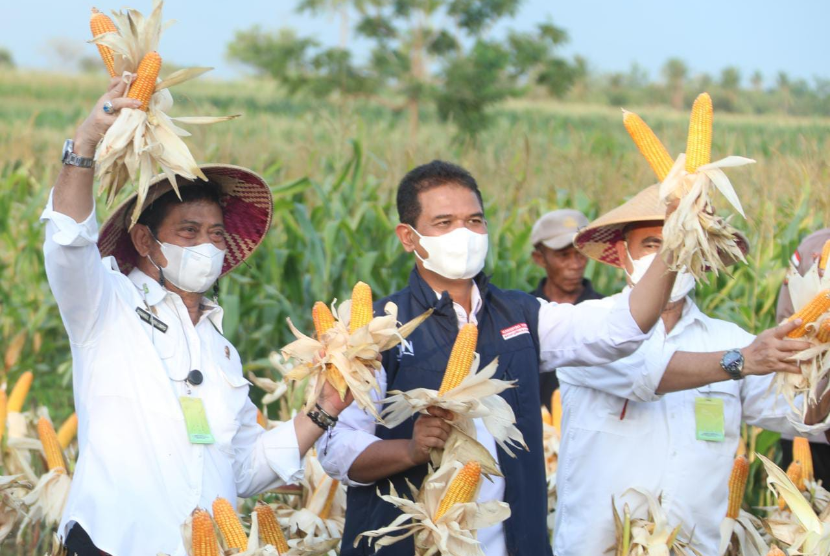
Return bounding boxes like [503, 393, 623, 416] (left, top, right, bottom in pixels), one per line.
[226, 0, 578, 137]
[0, 48, 14, 69]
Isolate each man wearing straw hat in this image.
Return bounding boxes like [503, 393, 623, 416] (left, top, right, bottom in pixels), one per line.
[552, 184, 830, 556]
[42, 77, 352, 556]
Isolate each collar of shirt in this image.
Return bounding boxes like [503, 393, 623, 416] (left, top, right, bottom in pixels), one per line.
[432, 282, 482, 327]
[128, 268, 224, 334]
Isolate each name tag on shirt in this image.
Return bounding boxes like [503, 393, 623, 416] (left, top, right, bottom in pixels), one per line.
[179, 396, 215, 444]
[695, 397, 725, 442]
[136, 307, 168, 333]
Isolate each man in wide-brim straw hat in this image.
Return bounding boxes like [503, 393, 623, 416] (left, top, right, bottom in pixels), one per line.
[552, 184, 830, 556]
[42, 77, 352, 556]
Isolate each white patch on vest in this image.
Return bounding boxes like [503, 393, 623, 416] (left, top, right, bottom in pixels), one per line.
[501, 323, 529, 340]
[397, 340, 415, 360]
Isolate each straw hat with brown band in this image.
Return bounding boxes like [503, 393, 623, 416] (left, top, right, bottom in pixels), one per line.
[574, 184, 750, 269]
[98, 164, 273, 277]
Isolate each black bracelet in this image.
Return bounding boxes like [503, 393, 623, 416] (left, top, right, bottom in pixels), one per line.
[307, 403, 338, 431]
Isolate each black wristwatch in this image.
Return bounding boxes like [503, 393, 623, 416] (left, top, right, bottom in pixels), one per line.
[720, 349, 745, 380]
[62, 139, 95, 169]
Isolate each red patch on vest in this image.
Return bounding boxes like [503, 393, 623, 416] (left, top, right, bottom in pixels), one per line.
[501, 323, 529, 340]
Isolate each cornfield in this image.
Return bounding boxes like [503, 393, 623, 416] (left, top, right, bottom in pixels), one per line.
[1, 69, 830, 552]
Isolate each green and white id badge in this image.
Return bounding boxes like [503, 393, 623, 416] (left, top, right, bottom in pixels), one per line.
[179, 396, 215, 444]
[695, 397, 725, 442]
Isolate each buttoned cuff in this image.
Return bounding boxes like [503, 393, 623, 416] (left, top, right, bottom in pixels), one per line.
[262, 420, 304, 485]
[632, 344, 678, 402]
[40, 189, 98, 247]
[608, 289, 654, 344]
[318, 429, 381, 488]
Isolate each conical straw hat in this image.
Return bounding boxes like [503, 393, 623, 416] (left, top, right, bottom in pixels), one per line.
[574, 184, 749, 269]
[98, 164, 273, 277]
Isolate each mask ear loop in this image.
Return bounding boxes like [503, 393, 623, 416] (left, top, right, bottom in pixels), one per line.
[407, 224, 429, 264]
[146, 230, 166, 288]
[623, 241, 636, 282]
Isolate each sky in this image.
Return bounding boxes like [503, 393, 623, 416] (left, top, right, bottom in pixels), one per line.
[2, 0, 828, 86]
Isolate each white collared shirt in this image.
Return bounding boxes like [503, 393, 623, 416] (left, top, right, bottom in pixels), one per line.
[553, 294, 828, 556]
[318, 281, 656, 556]
[41, 193, 303, 556]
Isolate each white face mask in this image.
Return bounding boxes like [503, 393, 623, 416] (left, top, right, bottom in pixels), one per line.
[409, 225, 488, 280]
[625, 246, 696, 303]
[151, 240, 225, 293]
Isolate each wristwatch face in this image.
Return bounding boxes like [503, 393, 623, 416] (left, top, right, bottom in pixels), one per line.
[723, 350, 741, 368]
[62, 139, 73, 160]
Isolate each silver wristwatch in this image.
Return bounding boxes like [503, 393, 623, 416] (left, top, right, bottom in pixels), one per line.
[720, 349, 745, 380]
[62, 139, 95, 169]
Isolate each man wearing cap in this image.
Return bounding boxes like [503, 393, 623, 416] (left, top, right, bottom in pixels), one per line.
[552, 184, 829, 556]
[776, 228, 830, 485]
[42, 77, 351, 556]
[530, 209, 604, 408]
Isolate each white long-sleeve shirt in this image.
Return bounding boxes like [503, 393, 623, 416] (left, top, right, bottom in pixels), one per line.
[42, 193, 303, 556]
[318, 281, 659, 556]
[553, 294, 828, 556]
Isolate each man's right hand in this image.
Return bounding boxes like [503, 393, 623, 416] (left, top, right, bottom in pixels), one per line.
[406, 407, 454, 466]
[742, 319, 811, 377]
[73, 75, 141, 157]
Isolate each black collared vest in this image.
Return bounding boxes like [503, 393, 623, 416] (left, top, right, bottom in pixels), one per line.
[341, 269, 552, 556]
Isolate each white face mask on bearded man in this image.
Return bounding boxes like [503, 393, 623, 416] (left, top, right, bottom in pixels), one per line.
[150, 239, 225, 293]
[624, 247, 696, 303]
[408, 225, 489, 280]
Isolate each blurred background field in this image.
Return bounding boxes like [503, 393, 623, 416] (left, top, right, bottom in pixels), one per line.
[1, 1, 830, 545]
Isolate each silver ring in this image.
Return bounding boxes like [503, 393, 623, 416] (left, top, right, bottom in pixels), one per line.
[102, 101, 114, 115]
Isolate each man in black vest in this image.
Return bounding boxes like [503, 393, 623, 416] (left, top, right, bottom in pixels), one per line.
[318, 160, 682, 556]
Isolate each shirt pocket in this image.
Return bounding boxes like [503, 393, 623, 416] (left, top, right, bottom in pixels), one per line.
[211, 364, 251, 457]
[573, 391, 655, 438]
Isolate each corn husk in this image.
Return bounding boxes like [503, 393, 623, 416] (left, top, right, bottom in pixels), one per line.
[381, 354, 526, 460]
[277, 297, 431, 422]
[612, 488, 702, 556]
[541, 405, 560, 535]
[774, 259, 830, 421]
[719, 510, 769, 556]
[0, 475, 32, 543]
[356, 460, 511, 556]
[659, 153, 754, 282]
[758, 454, 830, 555]
[89, 0, 239, 227]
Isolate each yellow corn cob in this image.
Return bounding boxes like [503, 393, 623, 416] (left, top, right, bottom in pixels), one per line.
[778, 461, 803, 509]
[313, 301, 349, 396]
[794, 437, 814, 483]
[8, 371, 33, 413]
[349, 282, 373, 332]
[786, 290, 830, 338]
[726, 455, 749, 519]
[685, 93, 713, 173]
[0, 389, 6, 443]
[90, 8, 118, 77]
[816, 320, 830, 344]
[57, 412, 78, 449]
[438, 323, 478, 395]
[766, 547, 786, 556]
[37, 417, 66, 474]
[622, 110, 675, 181]
[127, 51, 161, 111]
[192, 509, 219, 556]
[318, 479, 340, 520]
[313, 301, 336, 337]
[434, 461, 481, 521]
[256, 408, 267, 429]
[254, 503, 289, 554]
[212, 497, 247, 550]
[551, 389, 562, 435]
[820, 239, 830, 271]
